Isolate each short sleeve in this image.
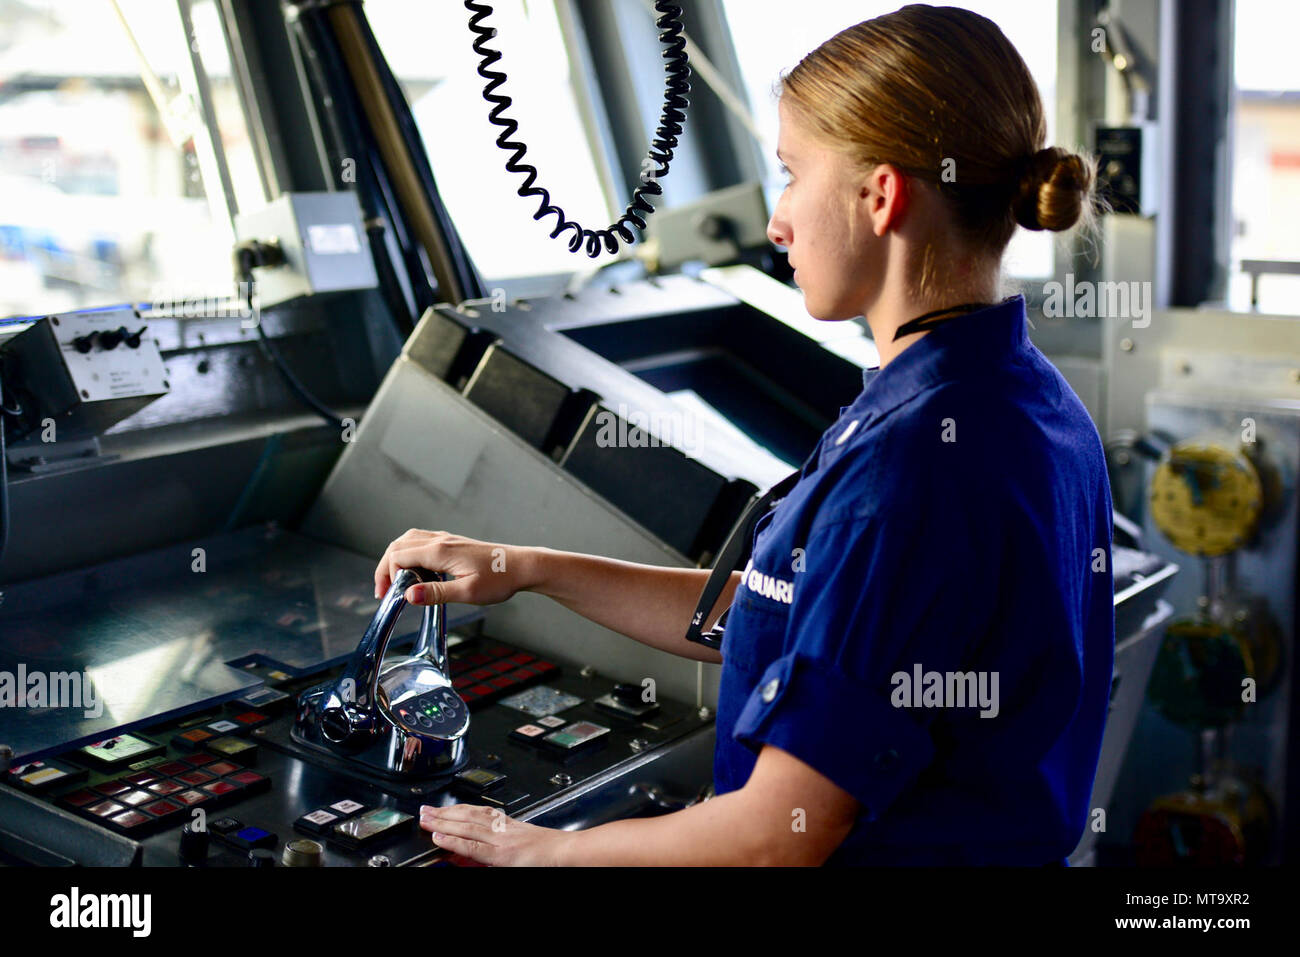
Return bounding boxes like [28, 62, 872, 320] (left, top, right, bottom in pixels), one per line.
[731, 487, 1001, 819]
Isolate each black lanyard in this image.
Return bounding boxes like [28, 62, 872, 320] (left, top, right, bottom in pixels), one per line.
[683, 300, 994, 651]
[684, 469, 801, 650]
[893, 301, 994, 341]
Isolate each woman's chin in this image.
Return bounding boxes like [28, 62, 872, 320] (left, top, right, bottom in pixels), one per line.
[802, 297, 856, 322]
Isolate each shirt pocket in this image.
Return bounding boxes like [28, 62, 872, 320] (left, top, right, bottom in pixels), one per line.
[721, 589, 792, 678]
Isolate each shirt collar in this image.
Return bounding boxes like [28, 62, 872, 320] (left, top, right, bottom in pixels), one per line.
[857, 295, 1030, 416]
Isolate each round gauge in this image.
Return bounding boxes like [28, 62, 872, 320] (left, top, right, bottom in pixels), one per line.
[1150, 440, 1262, 556]
[1147, 616, 1251, 730]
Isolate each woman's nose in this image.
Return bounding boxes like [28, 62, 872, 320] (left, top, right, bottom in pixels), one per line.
[766, 215, 789, 248]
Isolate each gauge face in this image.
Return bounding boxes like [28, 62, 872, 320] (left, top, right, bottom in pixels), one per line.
[1150, 441, 1262, 556]
[1148, 617, 1251, 729]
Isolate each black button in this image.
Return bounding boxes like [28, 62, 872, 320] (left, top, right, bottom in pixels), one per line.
[248, 848, 276, 867]
[178, 822, 209, 864]
[210, 817, 242, 836]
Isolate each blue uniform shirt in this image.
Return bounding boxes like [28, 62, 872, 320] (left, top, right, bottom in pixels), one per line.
[713, 295, 1115, 865]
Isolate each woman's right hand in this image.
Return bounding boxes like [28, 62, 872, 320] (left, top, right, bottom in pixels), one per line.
[373, 529, 535, 607]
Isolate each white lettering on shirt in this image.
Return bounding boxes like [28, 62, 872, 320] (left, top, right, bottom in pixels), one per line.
[740, 559, 795, 605]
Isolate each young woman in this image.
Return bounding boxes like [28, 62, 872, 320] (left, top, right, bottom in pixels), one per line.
[374, 4, 1113, 865]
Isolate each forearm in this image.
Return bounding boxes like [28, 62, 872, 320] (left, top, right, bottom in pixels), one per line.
[516, 546, 732, 663]
[555, 791, 779, 865]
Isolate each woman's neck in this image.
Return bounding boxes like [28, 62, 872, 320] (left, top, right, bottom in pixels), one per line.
[864, 257, 1000, 368]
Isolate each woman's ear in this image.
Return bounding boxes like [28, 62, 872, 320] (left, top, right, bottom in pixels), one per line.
[862, 163, 909, 237]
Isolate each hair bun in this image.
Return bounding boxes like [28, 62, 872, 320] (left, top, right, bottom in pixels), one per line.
[1012, 147, 1095, 232]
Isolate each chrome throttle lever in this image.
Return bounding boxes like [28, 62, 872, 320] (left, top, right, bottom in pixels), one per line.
[292, 567, 469, 779]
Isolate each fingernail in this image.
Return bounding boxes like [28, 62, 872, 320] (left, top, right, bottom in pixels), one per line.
[407, 585, 422, 603]
[431, 832, 443, 842]
[374, 586, 380, 599]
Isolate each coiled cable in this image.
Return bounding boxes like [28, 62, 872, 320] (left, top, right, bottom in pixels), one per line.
[464, 0, 690, 258]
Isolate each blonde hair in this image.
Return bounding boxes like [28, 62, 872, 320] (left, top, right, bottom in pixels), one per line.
[781, 4, 1097, 257]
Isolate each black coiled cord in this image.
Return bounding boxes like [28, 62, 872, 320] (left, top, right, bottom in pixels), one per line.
[464, 0, 689, 258]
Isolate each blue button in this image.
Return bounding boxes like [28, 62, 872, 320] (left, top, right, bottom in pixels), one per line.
[236, 826, 269, 841]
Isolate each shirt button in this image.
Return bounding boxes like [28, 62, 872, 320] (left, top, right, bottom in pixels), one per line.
[760, 678, 780, 703]
[874, 749, 899, 770]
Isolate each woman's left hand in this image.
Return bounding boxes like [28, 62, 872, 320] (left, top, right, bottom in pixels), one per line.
[420, 803, 573, 866]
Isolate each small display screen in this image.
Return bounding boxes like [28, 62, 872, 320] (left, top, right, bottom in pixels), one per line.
[80, 735, 157, 764]
[544, 721, 610, 749]
[334, 808, 412, 841]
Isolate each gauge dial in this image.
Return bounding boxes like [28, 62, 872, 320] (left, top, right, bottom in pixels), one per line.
[1150, 440, 1262, 556]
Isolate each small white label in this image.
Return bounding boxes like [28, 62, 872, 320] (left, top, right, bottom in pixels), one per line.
[207, 720, 239, 733]
[307, 223, 361, 255]
[331, 799, 364, 814]
[835, 420, 859, 446]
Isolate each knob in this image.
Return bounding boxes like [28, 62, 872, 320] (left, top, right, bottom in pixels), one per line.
[367, 855, 391, 867]
[124, 326, 147, 348]
[178, 823, 209, 865]
[248, 848, 276, 867]
[98, 326, 126, 350]
[320, 705, 372, 751]
[72, 334, 95, 354]
[282, 839, 323, 867]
